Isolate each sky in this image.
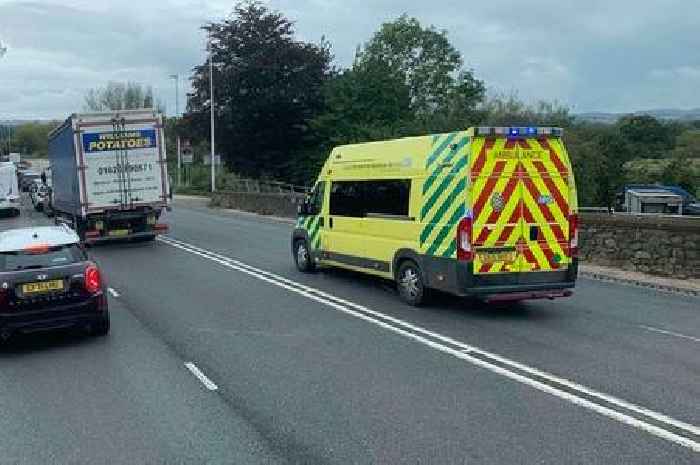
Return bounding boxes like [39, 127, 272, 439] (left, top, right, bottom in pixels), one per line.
[0, 0, 699, 119]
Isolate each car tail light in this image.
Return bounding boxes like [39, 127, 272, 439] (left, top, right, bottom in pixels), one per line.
[84, 264, 102, 294]
[154, 223, 169, 233]
[568, 214, 579, 257]
[456, 217, 473, 261]
[0, 289, 7, 308]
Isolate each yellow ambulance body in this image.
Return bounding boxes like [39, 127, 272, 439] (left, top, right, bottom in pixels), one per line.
[292, 127, 579, 305]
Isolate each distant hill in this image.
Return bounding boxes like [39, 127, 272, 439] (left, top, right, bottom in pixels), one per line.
[576, 108, 700, 124]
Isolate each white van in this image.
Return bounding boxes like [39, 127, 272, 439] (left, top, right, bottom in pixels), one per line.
[0, 162, 20, 217]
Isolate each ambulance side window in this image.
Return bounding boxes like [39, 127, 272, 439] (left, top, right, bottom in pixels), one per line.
[330, 179, 411, 218]
[365, 180, 410, 217]
[330, 181, 364, 217]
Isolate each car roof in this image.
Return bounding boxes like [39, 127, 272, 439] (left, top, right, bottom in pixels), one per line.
[0, 226, 80, 252]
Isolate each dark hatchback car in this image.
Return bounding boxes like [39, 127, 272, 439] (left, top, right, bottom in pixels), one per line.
[0, 226, 109, 340]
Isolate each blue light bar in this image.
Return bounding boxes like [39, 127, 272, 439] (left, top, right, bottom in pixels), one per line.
[509, 128, 520, 136]
[526, 127, 537, 135]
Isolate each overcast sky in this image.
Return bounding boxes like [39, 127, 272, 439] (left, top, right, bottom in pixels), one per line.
[1, 0, 699, 119]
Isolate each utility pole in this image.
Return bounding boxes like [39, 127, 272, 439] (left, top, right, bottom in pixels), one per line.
[209, 30, 216, 193]
[169, 74, 181, 187]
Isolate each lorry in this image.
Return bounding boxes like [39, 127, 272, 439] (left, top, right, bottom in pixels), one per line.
[48, 110, 170, 243]
[292, 127, 578, 306]
[0, 161, 20, 216]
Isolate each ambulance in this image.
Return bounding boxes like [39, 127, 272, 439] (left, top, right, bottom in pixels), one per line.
[292, 127, 578, 306]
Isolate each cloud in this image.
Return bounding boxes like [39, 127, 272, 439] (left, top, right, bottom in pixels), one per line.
[0, 0, 699, 118]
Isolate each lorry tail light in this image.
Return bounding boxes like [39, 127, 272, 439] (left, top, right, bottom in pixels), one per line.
[84, 264, 102, 294]
[456, 217, 473, 261]
[568, 214, 579, 257]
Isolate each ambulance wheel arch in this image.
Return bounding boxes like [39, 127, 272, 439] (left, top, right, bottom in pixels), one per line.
[392, 249, 425, 281]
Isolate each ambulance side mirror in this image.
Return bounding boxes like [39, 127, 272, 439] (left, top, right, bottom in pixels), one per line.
[298, 198, 317, 216]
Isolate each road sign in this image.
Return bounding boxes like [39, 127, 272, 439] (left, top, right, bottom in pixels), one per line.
[182, 146, 193, 164]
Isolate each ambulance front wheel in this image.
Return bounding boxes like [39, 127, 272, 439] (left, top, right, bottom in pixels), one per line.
[397, 260, 426, 306]
[294, 239, 315, 272]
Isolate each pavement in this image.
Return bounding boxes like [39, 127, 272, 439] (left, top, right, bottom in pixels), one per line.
[0, 196, 698, 464]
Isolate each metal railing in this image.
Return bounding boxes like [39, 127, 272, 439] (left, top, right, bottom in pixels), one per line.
[219, 177, 310, 195]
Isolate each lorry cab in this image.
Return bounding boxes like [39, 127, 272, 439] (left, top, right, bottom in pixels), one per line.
[292, 127, 579, 306]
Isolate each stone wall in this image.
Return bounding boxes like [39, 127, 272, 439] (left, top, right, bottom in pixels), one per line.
[210, 191, 304, 218]
[579, 213, 700, 278]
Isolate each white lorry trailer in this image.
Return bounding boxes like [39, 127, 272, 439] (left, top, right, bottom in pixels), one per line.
[48, 110, 170, 242]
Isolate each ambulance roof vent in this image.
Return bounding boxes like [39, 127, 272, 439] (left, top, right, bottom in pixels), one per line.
[474, 127, 563, 137]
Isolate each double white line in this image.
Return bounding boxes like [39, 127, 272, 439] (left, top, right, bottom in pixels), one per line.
[158, 235, 700, 453]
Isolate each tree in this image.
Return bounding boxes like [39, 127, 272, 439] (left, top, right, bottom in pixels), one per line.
[355, 15, 484, 118]
[186, 1, 333, 182]
[617, 115, 672, 158]
[13, 122, 58, 158]
[84, 81, 162, 112]
[673, 130, 700, 158]
[479, 92, 573, 127]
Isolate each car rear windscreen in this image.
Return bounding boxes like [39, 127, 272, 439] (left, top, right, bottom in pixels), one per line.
[0, 245, 84, 272]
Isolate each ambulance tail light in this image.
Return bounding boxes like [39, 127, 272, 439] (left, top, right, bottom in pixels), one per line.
[456, 217, 473, 261]
[568, 214, 579, 257]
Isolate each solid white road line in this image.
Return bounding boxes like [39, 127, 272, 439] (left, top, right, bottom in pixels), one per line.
[185, 362, 219, 391]
[107, 287, 120, 298]
[641, 325, 700, 344]
[158, 236, 700, 452]
[160, 236, 700, 437]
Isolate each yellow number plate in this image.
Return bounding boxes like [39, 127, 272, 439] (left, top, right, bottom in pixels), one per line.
[476, 250, 517, 264]
[22, 280, 64, 294]
[108, 229, 130, 237]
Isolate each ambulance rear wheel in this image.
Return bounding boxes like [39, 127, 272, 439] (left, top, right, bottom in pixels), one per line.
[294, 239, 315, 272]
[397, 260, 426, 306]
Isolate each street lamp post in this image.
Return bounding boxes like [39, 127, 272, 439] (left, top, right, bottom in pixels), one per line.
[169, 74, 181, 187]
[209, 30, 216, 193]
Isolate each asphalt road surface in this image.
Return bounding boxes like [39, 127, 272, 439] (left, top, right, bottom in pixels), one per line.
[1, 197, 698, 464]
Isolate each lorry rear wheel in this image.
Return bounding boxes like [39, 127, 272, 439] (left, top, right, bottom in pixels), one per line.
[397, 261, 427, 306]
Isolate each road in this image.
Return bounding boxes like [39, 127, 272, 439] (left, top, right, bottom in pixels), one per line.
[1, 197, 699, 464]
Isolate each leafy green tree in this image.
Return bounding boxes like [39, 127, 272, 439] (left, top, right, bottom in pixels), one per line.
[480, 93, 573, 127]
[186, 1, 333, 183]
[355, 15, 485, 119]
[84, 81, 163, 112]
[617, 115, 672, 158]
[673, 130, 700, 158]
[13, 122, 58, 158]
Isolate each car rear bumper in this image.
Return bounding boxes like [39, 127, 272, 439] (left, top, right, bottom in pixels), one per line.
[0, 295, 108, 335]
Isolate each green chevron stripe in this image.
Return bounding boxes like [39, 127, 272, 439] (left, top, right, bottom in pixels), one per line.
[422, 137, 469, 195]
[420, 178, 466, 245]
[425, 132, 457, 168]
[420, 156, 469, 220]
[426, 204, 465, 256]
[441, 240, 457, 258]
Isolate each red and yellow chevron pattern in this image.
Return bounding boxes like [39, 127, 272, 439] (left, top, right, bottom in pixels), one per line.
[468, 136, 577, 274]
